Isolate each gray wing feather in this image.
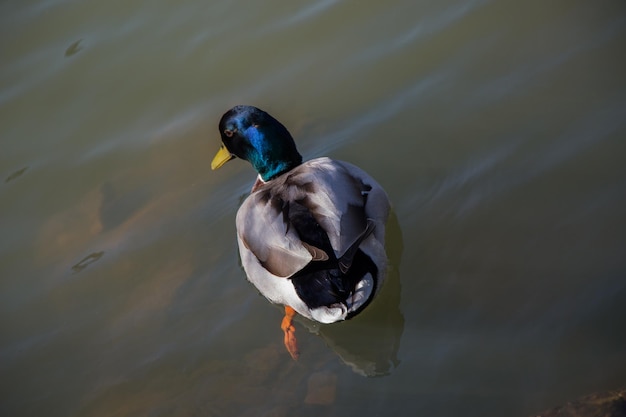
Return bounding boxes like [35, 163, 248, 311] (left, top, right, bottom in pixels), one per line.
[237, 193, 312, 278]
[236, 157, 390, 279]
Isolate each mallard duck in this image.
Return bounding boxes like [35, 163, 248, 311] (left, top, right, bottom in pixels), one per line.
[211, 105, 390, 359]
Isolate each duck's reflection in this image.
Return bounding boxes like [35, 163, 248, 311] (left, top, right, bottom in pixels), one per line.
[295, 210, 404, 376]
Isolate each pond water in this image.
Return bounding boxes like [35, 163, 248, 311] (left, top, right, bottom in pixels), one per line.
[1, 1, 625, 416]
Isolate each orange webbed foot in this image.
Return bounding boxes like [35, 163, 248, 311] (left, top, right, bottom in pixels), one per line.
[281, 306, 300, 360]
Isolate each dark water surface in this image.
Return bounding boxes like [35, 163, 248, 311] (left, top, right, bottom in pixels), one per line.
[1, 1, 625, 416]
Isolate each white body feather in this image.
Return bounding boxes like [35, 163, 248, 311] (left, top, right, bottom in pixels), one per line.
[236, 157, 390, 323]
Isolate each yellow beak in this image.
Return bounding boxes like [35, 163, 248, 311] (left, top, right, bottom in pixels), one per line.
[211, 145, 235, 170]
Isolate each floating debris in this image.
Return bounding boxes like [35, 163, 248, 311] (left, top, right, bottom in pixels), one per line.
[71, 251, 104, 273]
[65, 39, 83, 57]
[5, 167, 28, 183]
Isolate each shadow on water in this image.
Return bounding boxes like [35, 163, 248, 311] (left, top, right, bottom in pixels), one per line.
[294, 209, 405, 377]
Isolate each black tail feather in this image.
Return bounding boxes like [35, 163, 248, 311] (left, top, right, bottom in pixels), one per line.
[291, 250, 377, 311]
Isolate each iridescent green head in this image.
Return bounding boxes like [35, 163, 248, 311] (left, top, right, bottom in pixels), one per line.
[211, 105, 303, 181]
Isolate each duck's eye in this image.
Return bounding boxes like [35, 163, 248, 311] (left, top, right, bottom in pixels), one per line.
[224, 129, 234, 138]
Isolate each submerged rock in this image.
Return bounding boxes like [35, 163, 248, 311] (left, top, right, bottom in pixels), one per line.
[304, 371, 338, 406]
[533, 388, 626, 417]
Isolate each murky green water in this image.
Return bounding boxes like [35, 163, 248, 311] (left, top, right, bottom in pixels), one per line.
[1, 1, 625, 416]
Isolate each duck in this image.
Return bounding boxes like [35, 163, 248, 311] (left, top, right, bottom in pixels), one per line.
[211, 105, 390, 359]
